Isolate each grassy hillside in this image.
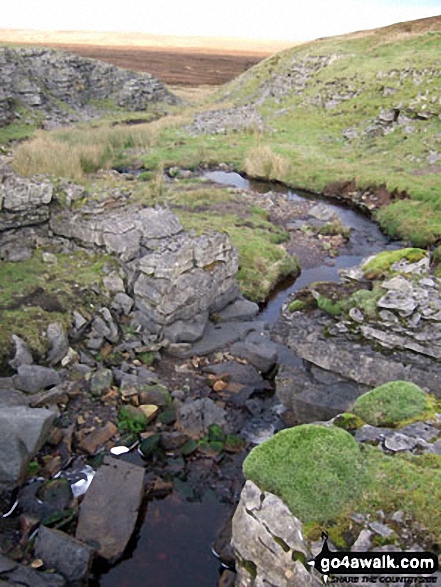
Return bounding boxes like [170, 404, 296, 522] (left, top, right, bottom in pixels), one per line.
[8, 17, 441, 250]
[208, 17, 441, 245]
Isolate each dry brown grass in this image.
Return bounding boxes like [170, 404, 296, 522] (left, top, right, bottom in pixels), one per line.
[244, 145, 290, 181]
[12, 114, 191, 179]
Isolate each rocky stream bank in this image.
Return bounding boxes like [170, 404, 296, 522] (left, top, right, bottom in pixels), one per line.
[1, 161, 441, 587]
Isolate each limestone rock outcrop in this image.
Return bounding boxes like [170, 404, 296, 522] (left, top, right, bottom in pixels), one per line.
[274, 253, 441, 423]
[0, 47, 178, 128]
[232, 480, 321, 587]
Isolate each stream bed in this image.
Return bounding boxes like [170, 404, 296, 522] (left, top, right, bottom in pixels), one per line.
[92, 170, 401, 587]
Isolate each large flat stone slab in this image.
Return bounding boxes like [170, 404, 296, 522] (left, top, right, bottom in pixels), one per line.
[76, 457, 145, 563]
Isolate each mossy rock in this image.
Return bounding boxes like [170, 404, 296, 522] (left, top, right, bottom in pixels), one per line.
[362, 248, 426, 280]
[118, 405, 148, 434]
[224, 434, 246, 453]
[139, 433, 162, 459]
[243, 424, 366, 522]
[333, 413, 365, 431]
[288, 299, 307, 313]
[351, 381, 430, 427]
[316, 295, 345, 316]
[349, 287, 383, 320]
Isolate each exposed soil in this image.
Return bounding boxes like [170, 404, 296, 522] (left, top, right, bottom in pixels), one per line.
[5, 43, 269, 86]
[2, 288, 66, 313]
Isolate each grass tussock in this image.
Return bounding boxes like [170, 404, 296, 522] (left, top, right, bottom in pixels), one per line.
[244, 145, 290, 181]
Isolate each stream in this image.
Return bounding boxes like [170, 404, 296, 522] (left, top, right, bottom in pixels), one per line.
[92, 170, 401, 587]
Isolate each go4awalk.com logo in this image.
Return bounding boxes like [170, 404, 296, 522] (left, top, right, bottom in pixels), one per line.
[309, 534, 439, 584]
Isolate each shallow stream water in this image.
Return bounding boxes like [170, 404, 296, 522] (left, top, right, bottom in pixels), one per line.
[93, 170, 401, 586]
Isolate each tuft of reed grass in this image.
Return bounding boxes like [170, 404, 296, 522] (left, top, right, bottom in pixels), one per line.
[244, 145, 290, 181]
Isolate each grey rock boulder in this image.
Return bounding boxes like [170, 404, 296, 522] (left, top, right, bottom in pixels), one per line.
[35, 526, 94, 586]
[8, 335, 33, 370]
[218, 298, 259, 322]
[308, 202, 338, 222]
[0, 429, 29, 491]
[0, 553, 65, 587]
[231, 332, 278, 373]
[90, 369, 113, 397]
[0, 405, 55, 457]
[177, 398, 227, 438]
[46, 322, 69, 366]
[14, 365, 61, 393]
[232, 480, 320, 587]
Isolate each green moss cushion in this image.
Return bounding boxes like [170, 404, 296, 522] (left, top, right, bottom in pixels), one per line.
[243, 424, 366, 522]
[352, 381, 429, 427]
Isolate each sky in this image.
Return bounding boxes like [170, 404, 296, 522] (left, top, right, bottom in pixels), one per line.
[2, 0, 440, 41]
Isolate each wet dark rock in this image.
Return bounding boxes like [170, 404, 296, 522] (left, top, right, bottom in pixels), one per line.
[0, 553, 65, 587]
[213, 512, 235, 566]
[217, 569, 236, 587]
[76, 457, 145, 562]
[35, 526, 94, 586]
[160, 431, 189, 451]
[18, 478, 73, 522]
[276, 363, 368, 424]
[355, 425, 393, 445]
[46, 322, 69, 366]
[14, 365, 61, 393]
[8, 335, 33, 370]
[163, 313, 208, 344]
[90, 369, 113, 397]
[177, 398, 227, 438]
[218, 298, 259, 322]
[186, 321, 268, 357]
[204, 361, 265, 388]
[138, 434, 162, 459]
[138, 383, 171, 407]
[231, 331, 279, 373]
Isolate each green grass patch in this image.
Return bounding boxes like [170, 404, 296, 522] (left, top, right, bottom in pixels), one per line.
[351, 381, 431, 427]
[0, 250, 113, 363]
[243, 424, 367, 522]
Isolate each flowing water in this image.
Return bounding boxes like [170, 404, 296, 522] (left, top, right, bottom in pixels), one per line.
[93, 170, 401, 586]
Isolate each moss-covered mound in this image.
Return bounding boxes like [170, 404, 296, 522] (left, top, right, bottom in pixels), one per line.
[243, 424, 366, 522]
[362, 248, 426, 279]
[352, 381, 430, 427]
